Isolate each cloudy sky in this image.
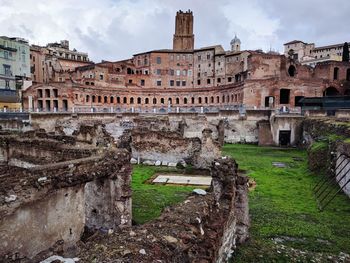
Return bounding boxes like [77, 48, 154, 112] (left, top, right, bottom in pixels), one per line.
[0, 0, 349, 62]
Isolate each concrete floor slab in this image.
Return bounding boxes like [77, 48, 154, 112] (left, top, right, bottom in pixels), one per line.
[153, 174, 212, 186]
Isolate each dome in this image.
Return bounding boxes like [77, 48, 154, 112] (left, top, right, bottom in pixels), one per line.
[230, 34, 241, 45]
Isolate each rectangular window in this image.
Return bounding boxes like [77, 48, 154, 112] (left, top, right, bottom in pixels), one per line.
[170, 55, 174, 60]
[176, 55, 180, 60]
[207, 54, 210, 60]
[170, 69, 174, 76]
[157, 80, 162, 86]
[3, 65, 11, 76]
[182, 55, 186, 60]
[144, 58, 148, 65]
[128, 79, 133, 84]
[217, 78, 221, 83]
[170, 80, 174, 86]
[99, 74, 103, 80]
[197, 79, 201, 85]
[188, 70, 192, 76]
[156, 57, 161, 64]
[176, 80, 181, 86]
[5, 80, 10, 88]
[207, 78, 211, 84]
[182, 70, 187, 76]
[141, 79, 145, 86]
[4, 51, 8, 59]
[198, 55, 201, 61]
[176, 70, 181, 76]
[182, 81, 186, 86]
[156, 69, 161, 75]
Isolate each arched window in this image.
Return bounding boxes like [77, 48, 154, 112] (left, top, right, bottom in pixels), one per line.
[227, 95, 229, 103]
[168, 98, 172, 104]
[161, 98, 165, 104]
[191, 97, 195, 104]
[86, 95, 90, 103]
[110, 96, 114, 103]
[145, 98, 149, 104]
[216, 96, 220, 103]
[130, 97, 134, 104]
[104, 96, 108, 103]
[288, 65, 296, 77]
[184, 97, 188, 104]
[222, 95, 225, 103]
[153, 98, 157, 104]
[205, 97, 208, 104]
[123, 97, 127, 104]
[176, 98, 180, 104]
[98, 96, 102, 103]
[117, 97, 120, 104]
[137, 97, 141, 104]
[92, 95, 96, 103]
[210, 96, 214, 103]
[198, 97, 202, 104]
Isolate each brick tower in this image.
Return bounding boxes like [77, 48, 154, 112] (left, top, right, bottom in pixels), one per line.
[173, 10, 194, 51]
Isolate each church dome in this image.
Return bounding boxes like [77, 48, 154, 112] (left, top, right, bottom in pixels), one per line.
[230, 35, 241, 45]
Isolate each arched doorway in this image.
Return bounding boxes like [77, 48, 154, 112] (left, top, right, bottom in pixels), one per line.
[323, 87, 340, 97]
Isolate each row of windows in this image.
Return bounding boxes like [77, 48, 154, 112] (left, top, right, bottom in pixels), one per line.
[155, 69, 193, 76]
[83, 94, 242, 105]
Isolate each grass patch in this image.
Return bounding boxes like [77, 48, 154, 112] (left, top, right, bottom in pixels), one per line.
[132, 165, 196, 224]
[223, 144, 350, 262]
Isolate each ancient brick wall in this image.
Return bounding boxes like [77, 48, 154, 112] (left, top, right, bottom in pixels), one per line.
[77, 156, 249, 262]
[0, 132, 132, 262]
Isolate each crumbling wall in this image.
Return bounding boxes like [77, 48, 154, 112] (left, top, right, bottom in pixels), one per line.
[77, 156, 249, 262]
[0, 132, 132, 262]
[131, 127, 221, 168]
[303, 118, 350, 197]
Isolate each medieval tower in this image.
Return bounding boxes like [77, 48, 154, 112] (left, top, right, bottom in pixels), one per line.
[173, 10, 194, 51]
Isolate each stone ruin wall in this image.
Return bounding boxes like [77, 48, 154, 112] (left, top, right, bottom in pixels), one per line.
[0, 131, 132, 262]
[303, 118, 350, 197]
[77, 156, 249, 262]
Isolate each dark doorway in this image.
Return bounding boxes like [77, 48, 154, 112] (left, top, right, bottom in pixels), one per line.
[333, 67, 339, 80]
[279, 130, 291, 146]
[288, 65, 296, 77]
[62, 100, 68, 111]
[280, 89, 290, 104]
[323, 87, 339, 97]
[295, 96, 304, 107]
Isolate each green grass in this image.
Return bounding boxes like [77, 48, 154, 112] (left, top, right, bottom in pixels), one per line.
[132, 165, 196, 224]
[222, 144, 350, 262]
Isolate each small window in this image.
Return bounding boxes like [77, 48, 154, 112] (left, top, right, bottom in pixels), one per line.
[176, 80, 181, 86]
[170, 80, 174, 86]
[156, 57, 161, 64]
[156, 69, 161, 75]
[207, 79, 211, 84]
[182, 81, 186, 86]
[141, 79, 145, 86]
[197, 79, 201, 85]
[157, 80, 162, 86]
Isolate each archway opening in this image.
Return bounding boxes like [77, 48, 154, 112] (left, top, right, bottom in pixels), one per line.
[323, 87, 340, 97]
[288, 65, 296, 77]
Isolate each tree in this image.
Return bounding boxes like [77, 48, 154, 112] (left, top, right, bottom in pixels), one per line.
[342, 42, 349, 62]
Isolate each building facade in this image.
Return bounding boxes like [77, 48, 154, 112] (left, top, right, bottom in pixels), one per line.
[284, 40, 350, 66]
[0, 36, 30, 109]
[22, 10, 350, 113]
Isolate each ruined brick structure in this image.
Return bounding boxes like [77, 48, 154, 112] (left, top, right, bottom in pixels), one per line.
[77, 156, 249, 262]
[0, 130, 132, 262]
[22, 10, 350, 113]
